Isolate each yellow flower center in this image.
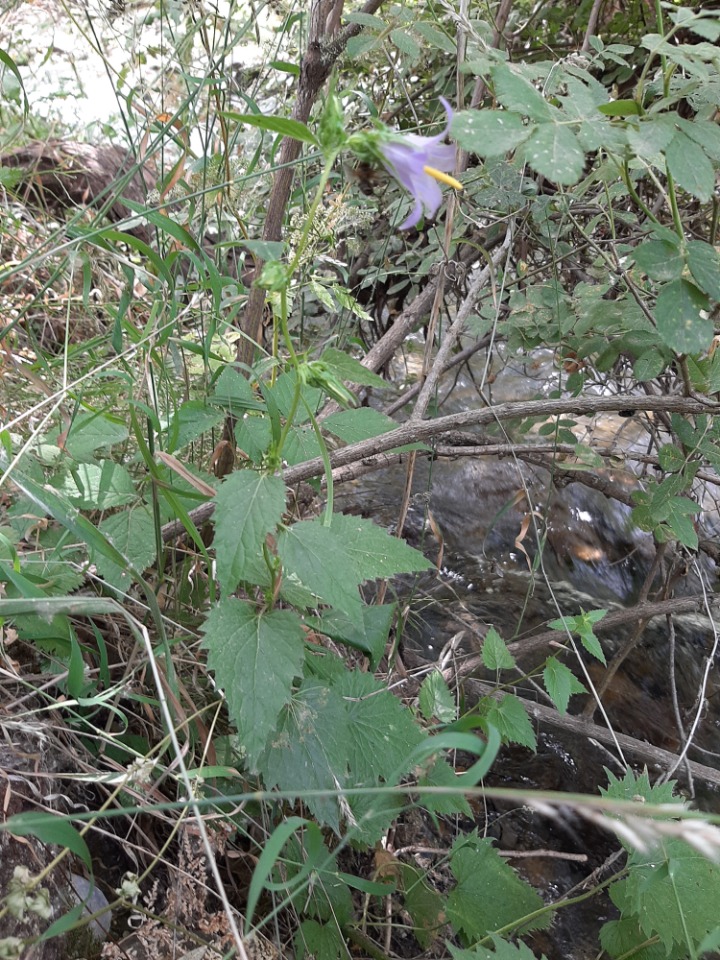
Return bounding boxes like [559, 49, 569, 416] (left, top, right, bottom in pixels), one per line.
[423, 166, 463, 191]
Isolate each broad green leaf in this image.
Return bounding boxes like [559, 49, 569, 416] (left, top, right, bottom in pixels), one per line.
[223, 112, 319, 146]
[542, 657, 586, 714]
[390, 28, 421, 59]
[212, 366, 264, 411]
[482, 626, 516, 671]
[492, 65, 554, 122]
[417, 757, 472, 816]
[601, 768, 681, 807]
[346, 34, 379, 57]
[241, 239, 286, 261]
[309, 604, 395, 667]
[213, 470, 286, 595]
[53, 461, 137, 510]
[600, 917, 668, 960]
[446, 835, 549, 940]
[666, 131, 715, 202]
[261, 679, 350, 831]
[626, 116, 676, 158]
[413, 20, 456, 54]
[624, 838, 720, 952]
[634, 350, 668, 381]
[632, 239, 683, 281]
[419, 670, 457, 723]
[4, 811, 91, 871]
[278, 519, 363, 615]
[323, 408, 396, 444]
[451, 110, 532, 157]
[335, 670, 425, 783]
[450, 937, 548, 960]
[0, 49, 28, 114]
[658, 444, 685, 473]
[52, 412, 129, 462]
[165, 400, 225, 451]
[521, 123, 585, 185]
[295, 920, 346, 960]
[480, 694, 536, 751]
[399, 863, 446, 948]
[656, 279, 712, 354]
[329, 512, 432, 582]
[677, 117, 720, 161]
[686, 240, 720, 300]
[202, 600, 304, 769]
[320, 347, 388, 388]
[272, 371, 324, 422]
[283, 423, 323, 465]
[96, 505, 157, 591]
[342, 11, 385, 28]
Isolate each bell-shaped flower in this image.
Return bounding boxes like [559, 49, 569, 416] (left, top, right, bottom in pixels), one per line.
[348, 98, 461, 230]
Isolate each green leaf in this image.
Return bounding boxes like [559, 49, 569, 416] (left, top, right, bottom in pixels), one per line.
[677, 117, 720, 161]
[480, 694, 536, 751]
[4, 812, 91, 872]
[656, 279, 712, 354]
[329, 513, 432, 581]
[543, 657, 586, 715]
[261, 679, 350, 831]
[601, 768, 681, 807]
[626, 116, 676, 158]
[658, 444, 685, 473]
[390, 28, 421, 59]
[598, 99, 642, 116]
[96, 505, 157, 591]
[52, 412, 129, 462]
[212, 366, 264, 411]
[320, 347, 388, 388]
[446, 834, 549, 940]
[223, 112, 319, 146]
[451, 110, 532, 157]
[323, 408, 396, 444]
[295, 920, 346, 960]
[686, 241, 720, 301]
[600, 917, 668, 960]
[278, 519, 364, 615]
[492, 65, 553, 122]
[666, 131, 715, 202]
[419, 670, 457, 723]
[482, 627, 516, 671]
[634, 350, 669, 381]
[633, 239, 683, 281]
[335, 670, 425, 783]
[202, 600, 304, 769]
[413, 20, 456, 54]
[346, 34, 380, 57]
[417, 757, 472, 816]
[165, 400, 225, 451]
[309, 604, 395, 668]
[0, 49, 28, 114]
[450, 937, 548, 960]
[521, 123, 585, 186]
[624, 838, 720, 952]
[54, 461, 137, 510]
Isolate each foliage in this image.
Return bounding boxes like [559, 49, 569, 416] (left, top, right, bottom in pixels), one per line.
[2, 0, 720, 958]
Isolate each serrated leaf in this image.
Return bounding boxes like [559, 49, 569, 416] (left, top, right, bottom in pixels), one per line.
[413, 20, 456, 53]
[626, 116, 676, 158]
[492, 65, 553, 122]
[482, 626, 516, 671]
[446, 835, 549, 940]
[658, 444, 685, 473]
[543, 657, 586, 715]
[624, 838, 720, 952]
[330, 512, 432, 581]
[666, 131, 715, 202]
[480, 694, 536, 751]
[634, 350, 668, 381]
[335, 670, 425, 782]
[54, 412, 129, 462]
[346, 34, 379, 57]
[677, 117, 720, 161]
[419, 670, 457, 723]
[686, 240, 720, 300]
[601, 768, 681, 806]
[656, 279, 712, 354]
[633, 239, 683, 281]
[213, 471, 286, 595]
[390, 27, 421, 59]
[165, 400, 225, 451]
[202, 600, 304, 769]
[278, 519, 363, 615]
[398, 863, 446, 948]
[417, 757, 472, 816]
[600, 917, 668, 960]
[450, 937, 548, 960]
[323, 408, 396, 444]
[55, 461, 137, 509]
[261, 679, 349, 831]
[521, 123, 585, 185]
[295, 920, 346, 960]
[598, 99, 642, 116]
[96, 505, 156, 590]
[309, 604, 395, 667]
[212, 365, 264, 411]
[320, 347, 388, 388]
[451, 110, 531, 157]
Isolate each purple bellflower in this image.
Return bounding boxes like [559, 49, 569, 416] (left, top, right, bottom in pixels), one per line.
[348, 97, 462, 230]
[379, 97, 462, 229]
